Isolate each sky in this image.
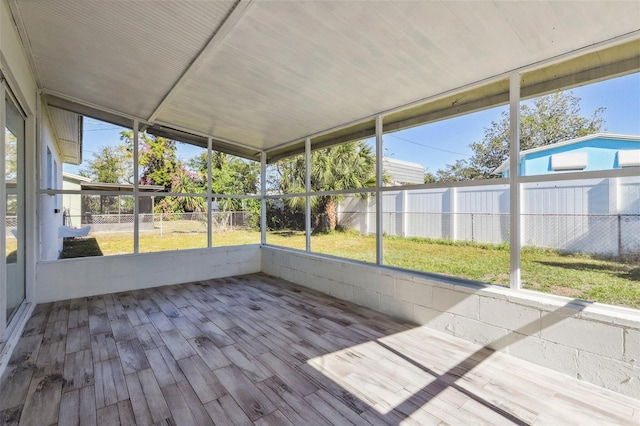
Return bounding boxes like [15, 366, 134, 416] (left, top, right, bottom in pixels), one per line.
[381, 72, 640, 174]
[67, 72, 640, 178]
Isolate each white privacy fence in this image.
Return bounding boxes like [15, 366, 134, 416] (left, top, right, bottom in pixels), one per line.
[338, 176, 640, 257]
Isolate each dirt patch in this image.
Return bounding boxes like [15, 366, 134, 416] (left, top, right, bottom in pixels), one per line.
[481, 273, 510, 286]
[549, 285, 584, 298]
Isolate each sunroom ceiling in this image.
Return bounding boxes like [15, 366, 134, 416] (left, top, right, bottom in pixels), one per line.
[10, 0, 640, 157]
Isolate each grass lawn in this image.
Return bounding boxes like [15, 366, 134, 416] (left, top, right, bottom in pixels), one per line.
[6, 238, 17, 263]
[60, 229, 640, 308]
[60, 229, 261, 257]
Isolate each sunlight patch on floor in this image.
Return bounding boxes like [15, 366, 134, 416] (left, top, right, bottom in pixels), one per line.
[306, 326, 491, 417]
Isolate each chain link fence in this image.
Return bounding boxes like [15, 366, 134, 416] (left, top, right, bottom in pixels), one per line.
[338, 209, 640, 259]
[64, 211, 252, 235]
[522, 213, 640, 258]
[5, 216, 17, 242]
[5, 216, 17, 228]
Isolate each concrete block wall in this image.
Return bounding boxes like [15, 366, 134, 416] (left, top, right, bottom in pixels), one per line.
[36, 245, 261, 302]
[261, 246, 640, 398]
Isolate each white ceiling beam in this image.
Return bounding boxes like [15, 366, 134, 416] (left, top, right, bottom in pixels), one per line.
[152, 119, 259, 153]
[146, 0, 254, 124]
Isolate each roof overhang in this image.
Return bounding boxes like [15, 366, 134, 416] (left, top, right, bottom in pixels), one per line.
[80, 182, 165, 192]
[44, 102, 83, 165]
[62, 171, 91, 183]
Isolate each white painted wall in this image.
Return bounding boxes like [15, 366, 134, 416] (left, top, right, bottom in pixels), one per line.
[261, 246, 640, 398]
[36, 245, 261, 302]
[39, 115, 63, 260]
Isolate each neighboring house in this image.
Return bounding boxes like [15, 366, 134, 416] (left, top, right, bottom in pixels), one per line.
[62, 172, 92, 227]
[493, 133, 640, 177]
[383, 157, 425, 185]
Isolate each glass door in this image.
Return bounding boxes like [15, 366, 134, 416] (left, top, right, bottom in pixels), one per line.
[4, 92, 25, 323]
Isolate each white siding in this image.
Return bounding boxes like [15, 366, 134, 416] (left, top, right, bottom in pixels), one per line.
[39, 116, 64, 261]
[383, 158, 425, 185]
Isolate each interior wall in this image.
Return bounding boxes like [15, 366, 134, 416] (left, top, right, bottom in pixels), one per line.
[261, 246, 640, 398]
[35, 245, 261, 302]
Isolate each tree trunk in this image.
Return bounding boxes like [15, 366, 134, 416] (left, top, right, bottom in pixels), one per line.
[324, 198, 337, 231]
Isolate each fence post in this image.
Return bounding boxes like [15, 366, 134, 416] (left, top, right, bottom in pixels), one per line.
[618, 214, 622, 258]
[471, 213, 474, 242]
[160, 213, 163, 238]
[401, 190, 407, 237]
[450, 187, 457, 242]
[365, 197, 370, 235]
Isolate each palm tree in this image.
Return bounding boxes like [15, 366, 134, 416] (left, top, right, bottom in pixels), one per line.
[312, 141, 376, 231]
[170, 167, 206, 213]
[274, 140, 377, 232]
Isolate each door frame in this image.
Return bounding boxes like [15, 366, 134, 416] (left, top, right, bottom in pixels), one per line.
[0, 71, 34, 342]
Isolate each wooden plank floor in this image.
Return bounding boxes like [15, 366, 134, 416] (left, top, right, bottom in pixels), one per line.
[1, 273, 638, 425]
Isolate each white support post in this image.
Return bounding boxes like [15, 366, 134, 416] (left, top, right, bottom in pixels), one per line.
[509, 73, 521, 290]
[28, 91, 42, 303]
[207, 137, 212, 248]
[375, 115, 383, 265]
[260, 151, 267, 245]
[133, 120, 139, 254]
[305, 138, 311, 252]
[450, 187, 457, 242]
[0, 80, 7, 339]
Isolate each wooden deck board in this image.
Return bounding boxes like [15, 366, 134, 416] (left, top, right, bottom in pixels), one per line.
[1, 273, 639, 425]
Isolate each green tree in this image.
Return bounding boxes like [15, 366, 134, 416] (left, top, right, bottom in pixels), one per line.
[80, 145, 131, 183]
[436, 91, 606, 181]
[163, 167, 206, 213]
[424, 171, 436, 184]
[272, 140, 377, 232]
[120, 131, 177, 188]
[189, 151, 260, 200]
[188, 150, 261, 228]
[5, 132, 17, 180]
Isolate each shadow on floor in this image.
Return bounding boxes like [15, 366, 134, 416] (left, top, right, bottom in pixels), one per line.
[2, 273, 636, 425]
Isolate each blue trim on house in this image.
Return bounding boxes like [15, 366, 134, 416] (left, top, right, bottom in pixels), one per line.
[500, 136, 640, 177]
